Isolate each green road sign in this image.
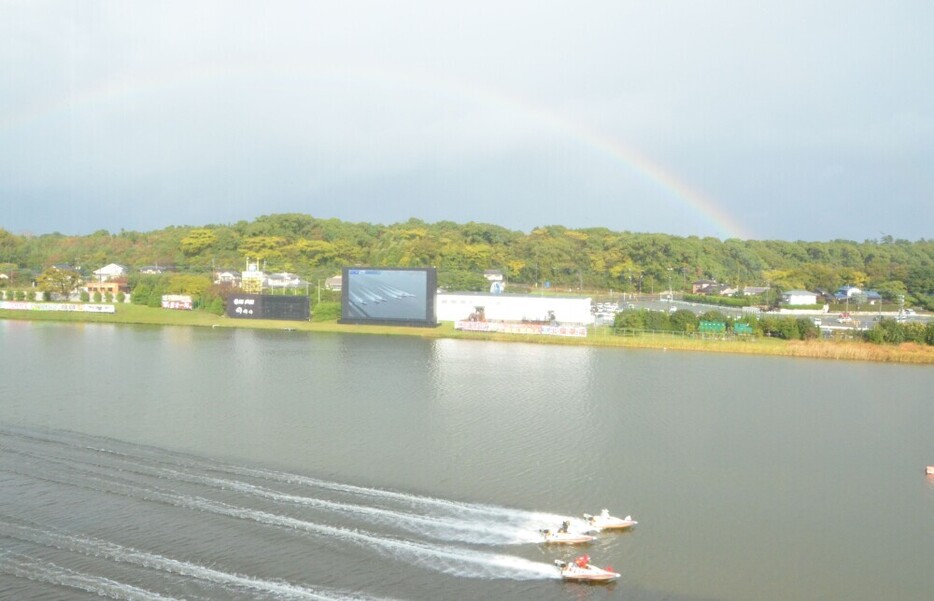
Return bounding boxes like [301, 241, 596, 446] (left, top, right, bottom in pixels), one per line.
[699, 321, 726, 333]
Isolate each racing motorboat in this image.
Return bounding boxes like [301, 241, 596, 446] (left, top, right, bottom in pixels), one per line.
[583, 509, 637, 531]
[554, 555, 620, 582]
[540, 520, 595, 544]
[540, 528, 595, 544]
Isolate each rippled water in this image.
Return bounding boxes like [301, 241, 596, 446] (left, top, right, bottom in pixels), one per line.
[1, 320, 932, 600]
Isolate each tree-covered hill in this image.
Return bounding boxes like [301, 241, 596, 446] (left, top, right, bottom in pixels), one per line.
[1, 215, 932, 308]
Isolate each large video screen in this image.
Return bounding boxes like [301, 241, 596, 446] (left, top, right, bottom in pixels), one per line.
[340, 267, 437, 327]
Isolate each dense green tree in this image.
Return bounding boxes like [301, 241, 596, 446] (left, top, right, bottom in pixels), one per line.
[438, 270, 489, 292]
[36, 266, 81, 299]
[875, 280, 908, 301]
[613, 309, 645, 331]
[759, 315, 801, 340]
[312, 301, 341, 321]
[669, 309, 699, 332]
[699, 310, 730, 323]
[643, 310, 671, 331]
[0, 229, 24, 264]
[796, 317, 819, 340]
[207, 297, 225, 315]
[133, 284, 150, 305]
[867, 319, 906, 344]
[6, 214, 934, 326]
[166, 274, 212, 296]
[180, 229, 218, 256]
[925, 322, 934, 346]
[239, 236, 287, 263]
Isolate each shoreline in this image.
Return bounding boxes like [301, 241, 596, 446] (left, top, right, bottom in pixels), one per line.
[2, 305, 933, 365]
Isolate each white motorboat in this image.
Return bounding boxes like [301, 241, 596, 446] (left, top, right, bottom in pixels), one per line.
[583, 509, 637, 531]
[540, 528, 595, 544]
[540, 519, 595, 544]
[554, 556, 620, 582]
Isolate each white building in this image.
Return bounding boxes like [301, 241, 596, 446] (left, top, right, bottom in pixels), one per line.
[267, 272, 305, 290]
[325, 275, 342, 291]
[214, 270, 241, 286]
[139, 265, 170, 275]
[92, 263, 128, 280]
[436, 292, 594, 325]
[782, 290, 818, 305]
[483, 270, 504, 283]
[834, 285, 862, 300]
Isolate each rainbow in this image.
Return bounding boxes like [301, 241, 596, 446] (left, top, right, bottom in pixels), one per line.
[448, 76, 752, 240]
[0, 62, 752, 239]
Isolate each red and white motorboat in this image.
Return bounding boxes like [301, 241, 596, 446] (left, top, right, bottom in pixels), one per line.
[583, 509, 637, 531]
[554, 555, 620, 582]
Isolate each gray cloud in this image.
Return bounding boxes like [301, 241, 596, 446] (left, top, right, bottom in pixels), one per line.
[1, 0, 931, 240]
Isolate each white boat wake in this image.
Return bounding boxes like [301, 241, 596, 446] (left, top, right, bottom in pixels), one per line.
[0, 459, 560, 582]
[0, 550, 178, 601]
[0, 517, 395, 600]
[1, 428, 587, 545]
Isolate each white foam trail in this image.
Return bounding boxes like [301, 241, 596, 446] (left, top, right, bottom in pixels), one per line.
[152, 468, 545, 545]
[0, 550, 178, 601]
[173, 491, 559, 580]
[1, 465, 560, 582]
[0, 519, 390, 601]
[3, 428, 575, 528]
[1, 439, 560, 545]
[191, 461, 583, 532]
[2, 428, 569, 522]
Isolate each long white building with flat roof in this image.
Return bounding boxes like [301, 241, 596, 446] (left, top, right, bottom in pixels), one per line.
[436, 292, 593, 325]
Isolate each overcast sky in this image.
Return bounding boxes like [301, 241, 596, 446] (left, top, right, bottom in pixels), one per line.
[1, 1, 931, 241]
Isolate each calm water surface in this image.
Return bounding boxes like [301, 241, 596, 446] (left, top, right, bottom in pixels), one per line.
[1, 320, 932, 600]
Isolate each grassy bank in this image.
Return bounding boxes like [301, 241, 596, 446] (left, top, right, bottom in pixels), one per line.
[2, 305, 933, 365]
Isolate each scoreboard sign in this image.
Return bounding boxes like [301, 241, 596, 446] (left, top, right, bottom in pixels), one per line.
[227, 294, 310, 321]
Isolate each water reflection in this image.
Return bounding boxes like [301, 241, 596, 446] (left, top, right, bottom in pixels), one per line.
[2, 322, 933, 601]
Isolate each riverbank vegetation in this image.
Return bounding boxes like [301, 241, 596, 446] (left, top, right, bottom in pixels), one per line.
[1, 214, 932, 310]
[2, 304, 933, 364]
[2, 214, 933, 359]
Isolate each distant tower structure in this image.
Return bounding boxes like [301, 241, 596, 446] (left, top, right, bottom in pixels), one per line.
[241, 258, 265, 294]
